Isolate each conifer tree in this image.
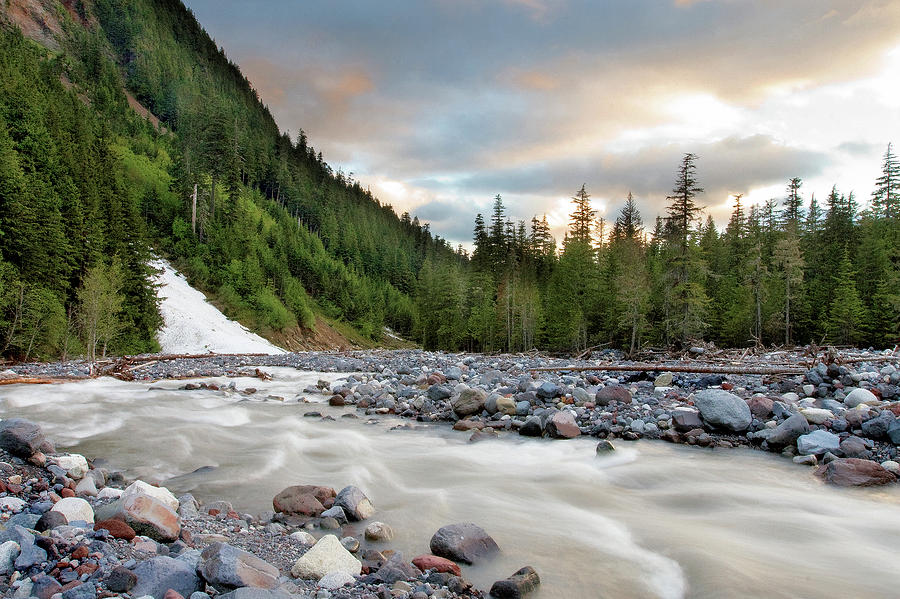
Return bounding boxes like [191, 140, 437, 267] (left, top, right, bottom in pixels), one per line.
[825, 249, 867, 345]
[872, 143, 899, 219]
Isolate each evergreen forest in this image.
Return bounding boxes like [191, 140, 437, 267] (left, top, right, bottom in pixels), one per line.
[0, 0, 897, 361]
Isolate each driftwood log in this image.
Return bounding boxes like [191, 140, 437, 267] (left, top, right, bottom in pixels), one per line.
[529, 362, 806, 375]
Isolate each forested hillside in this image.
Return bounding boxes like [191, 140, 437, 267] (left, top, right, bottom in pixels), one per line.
[0, 0, 897, 361]
[0, 0, 458, 360]
[415, 153, 900, 353]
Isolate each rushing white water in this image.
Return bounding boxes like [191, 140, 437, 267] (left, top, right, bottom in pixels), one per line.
[3, 369, 900, 598]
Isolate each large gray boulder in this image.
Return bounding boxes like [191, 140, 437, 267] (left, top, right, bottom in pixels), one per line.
[692, 389, 752, 431]
[762, 413, 811, 449]
[797, 430, 841, 456]
[199, 542, 279, 590]
[131, 556, 202, 599]
[452, 388, 487, 417]
[0, 419, 48, 457]
[429, 523, 499, 565]
[333, 486, 374, 521]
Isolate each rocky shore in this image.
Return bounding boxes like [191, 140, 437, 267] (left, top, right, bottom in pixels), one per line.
[0, 418, 538, 599]
[4, 348, 900, 486]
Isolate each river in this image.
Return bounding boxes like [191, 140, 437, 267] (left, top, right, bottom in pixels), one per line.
[2, 367, 899, 598]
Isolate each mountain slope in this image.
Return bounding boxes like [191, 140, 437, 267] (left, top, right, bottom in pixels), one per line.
[0, 0, 456, 359]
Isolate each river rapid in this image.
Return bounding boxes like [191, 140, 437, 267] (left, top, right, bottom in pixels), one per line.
[2, 367, 899, 599]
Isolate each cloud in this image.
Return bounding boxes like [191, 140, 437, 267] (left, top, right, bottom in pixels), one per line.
[182, 0, 900, 245]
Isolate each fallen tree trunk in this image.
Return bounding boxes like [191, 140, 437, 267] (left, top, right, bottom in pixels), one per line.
[529, 362, 806, 375]
[0, 377, 86, 386]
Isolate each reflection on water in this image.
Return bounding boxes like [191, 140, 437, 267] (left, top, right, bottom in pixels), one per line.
[2, 368, 900, 599]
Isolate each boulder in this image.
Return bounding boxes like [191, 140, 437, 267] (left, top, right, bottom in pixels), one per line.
[61, 583, 95, 599]
[333, 486, 374, 521]
[427, 385, 453, 402]
[887, 419, 900, 445]
[746, 396, 774, 419]
[535, 382, 560, 399]
[0, 540, 19, 575]
[51, 497, 94, 524]
[94, 519, 136, 540]
[800, 408, 834, 425]
[105, 566, 137, 593]
[595, 385, 631, 406]
[272, 485, 335, 516]
[495, 397, 517, 416]
[53, 454, 89, 480]
[797, 430, 841, 456]
[595, 440, 616, 454]
[217, 589, 292, 599]
[839, 436, 872, 459]
[35, 511, 67, 532]
[429, 523, 499, 565]
[671, 408, 703, 432]
[817, 458, 897, 487]
[31, 575, 62, 599]
[0, 419, 46, 457]
[545, 411, 580, 439]
[653, 373, 673, 387]
[123, 480, 179, 512]
[518, 416, 543, 437]
[692, 389, 752, 431]
[844, 388, 877, 408]
[364, 521, 393, 542]
[861, 411, 895, 439]
[317, 571, 355, 590]
[372, 552, 419, 584]
[769, 413, 811, 447]
[290, 535, 361, 579]
[411, 555, 461, 577]
[199, 542, 279, 590]
[452, 388, 487, 417]
[489, 566, 541, 598]
[131, 556, 202, 599]
[121, 491, 180, 542]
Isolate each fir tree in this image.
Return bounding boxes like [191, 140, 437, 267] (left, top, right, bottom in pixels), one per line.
[825, 249, 867, 345]
[872, 143, 899, 219]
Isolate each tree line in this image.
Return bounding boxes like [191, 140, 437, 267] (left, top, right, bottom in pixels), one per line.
[415, 150, 900, 353]
[1, 0, 897, 361]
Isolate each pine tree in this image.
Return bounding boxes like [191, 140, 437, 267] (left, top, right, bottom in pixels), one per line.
[872, 143, 899, 219]
[782, 177, 804, 231]
[663, 153, 708, 344]
[569, 184, 594, 244]
[825, 249, 867, 345]
[772, 233, 804, 345]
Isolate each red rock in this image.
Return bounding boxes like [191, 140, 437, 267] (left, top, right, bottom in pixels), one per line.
[746, 396, 774, 418]
[427, 373, 446, 385]
[71, 546, 89, 560]
[0, 481, 7, 494]
[546, 411, 581, 439]
[6, 483, 21, 494]
[328, 395, 345, 406]
[887, 403, 900, 417]
[817, 458, 897, 487]
[412, 555, 462, 576]
[60, 582, 84, 593]
[94, 519, 137, 541]
[164, 590, 185, 599]
[721, 382, 734, 391]
[226, 510, 240, 520]
[76, 563, 99, 576]
[272, 485, 336, 516]
[208, 509, 220, 516]
[357, 398, 370, 409]
[60, 488, 75, 498]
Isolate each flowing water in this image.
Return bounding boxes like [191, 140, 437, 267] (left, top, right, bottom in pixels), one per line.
[2, 368, 900, 598]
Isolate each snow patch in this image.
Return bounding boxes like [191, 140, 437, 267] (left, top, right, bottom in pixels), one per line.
[151, 259, 285, 355]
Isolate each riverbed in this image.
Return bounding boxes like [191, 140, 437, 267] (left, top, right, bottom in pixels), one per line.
[2, 368, 899, 598]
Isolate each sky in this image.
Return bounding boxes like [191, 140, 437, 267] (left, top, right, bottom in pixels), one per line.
[183, 0, 900, 248]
